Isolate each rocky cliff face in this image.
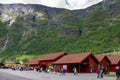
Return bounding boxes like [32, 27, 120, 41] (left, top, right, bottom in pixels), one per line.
[0, 4, 71, 28]
[0, 0, 119, 25]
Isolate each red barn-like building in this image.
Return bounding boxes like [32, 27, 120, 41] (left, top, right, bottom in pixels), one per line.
[38, 52, 68, 71]
[95, 54, 111, 72]
[26, 59, 39, 68]
[108, 56, 120, 72]
[53, 52, 99, 73]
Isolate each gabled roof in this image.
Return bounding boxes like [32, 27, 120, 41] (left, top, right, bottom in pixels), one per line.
[108, 56, 120, 65]
[95, 54, 109, 63]
[53, 52, 95, 64]
[26, 59, 39, 65]
[39, 52, 68, 61]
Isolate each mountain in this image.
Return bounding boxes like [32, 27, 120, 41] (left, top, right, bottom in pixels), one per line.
[0, 0, 120, 61]
[0, 0, 103, 10]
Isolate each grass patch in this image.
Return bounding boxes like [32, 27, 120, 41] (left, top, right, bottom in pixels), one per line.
[105, 74, 116, 77]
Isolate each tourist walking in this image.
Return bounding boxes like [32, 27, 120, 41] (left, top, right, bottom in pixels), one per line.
[73, 67, 77, 75]
[116, 66, 120, 80]
[100, 69, 103, 78]
[63, 68, 66, 75]
[97, 68, 104, 78]
[97, 68, 100, 78]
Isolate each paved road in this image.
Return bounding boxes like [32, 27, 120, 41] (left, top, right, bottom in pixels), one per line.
[0, 71, 32, 80]
[0, 69, 116, 80]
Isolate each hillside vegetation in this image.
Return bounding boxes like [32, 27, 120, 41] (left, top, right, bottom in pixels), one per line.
[0, 1, 120, 62]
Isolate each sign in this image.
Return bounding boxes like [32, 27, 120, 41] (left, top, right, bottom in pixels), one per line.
[63, 65, 67, 69]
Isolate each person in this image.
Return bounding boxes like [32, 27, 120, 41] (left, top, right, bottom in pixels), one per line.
[90, 67, 93, 73]
[20, 67, 23, 71]
[103, 68, 105, 74]
[116, 66, 120, 80]
[45, 68, 48, 73]
[96, 68, 100, 78]
[35, 67, 38, 72]
[100, 69, 103, 78]
[39, 67, 43, 72]
[12, 66, 15, 70]
[60, 68, 63, 74]
[73, 67, 77, 75]
[47, 68, 50, 73]
[63, 68, 66, 75]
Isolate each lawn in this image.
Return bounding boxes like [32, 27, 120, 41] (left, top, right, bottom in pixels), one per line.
[105, 73, 116, 77]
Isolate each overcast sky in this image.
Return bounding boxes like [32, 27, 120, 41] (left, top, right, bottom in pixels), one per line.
[0, 0, 103, 10]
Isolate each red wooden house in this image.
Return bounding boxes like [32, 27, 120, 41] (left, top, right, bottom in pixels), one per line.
[53, 52, 99, 73]
[108, 56, 120, 72]
[95, 54, 111, 72]
[26, 59, 39, 68]
[38, 52, 68, 71]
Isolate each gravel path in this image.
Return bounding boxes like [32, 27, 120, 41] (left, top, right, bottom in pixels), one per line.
[0, 71, 32, 80]
[0, 69, 116, 80]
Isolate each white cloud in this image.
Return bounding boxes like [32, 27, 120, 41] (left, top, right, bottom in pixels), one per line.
[24, 0, 42, 4]
[68, 0, 103, 9]
[0, 0, 24, 4]
[0, 0, 103, 10]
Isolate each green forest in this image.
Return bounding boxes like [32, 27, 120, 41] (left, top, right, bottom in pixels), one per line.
[0, 1, 120, 62]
